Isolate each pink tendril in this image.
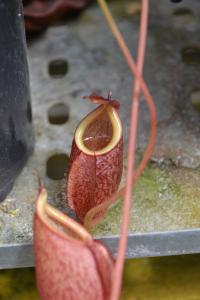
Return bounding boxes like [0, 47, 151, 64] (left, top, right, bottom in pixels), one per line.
[84, 1, 157, 299]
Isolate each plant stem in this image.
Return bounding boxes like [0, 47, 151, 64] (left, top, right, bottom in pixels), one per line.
[84, 1, 156, 232]
[109, 1, 149, 299]
[95, 1, 155, 300]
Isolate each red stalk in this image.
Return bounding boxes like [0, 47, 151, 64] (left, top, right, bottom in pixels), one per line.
[93, 1, 156, 299]
[111, 1, 149, 299]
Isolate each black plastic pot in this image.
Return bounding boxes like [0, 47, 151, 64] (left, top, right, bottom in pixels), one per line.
[0, 0, 34, 202]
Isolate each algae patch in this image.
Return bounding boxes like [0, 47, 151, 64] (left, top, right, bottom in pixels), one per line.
[93, 164, 200, 236]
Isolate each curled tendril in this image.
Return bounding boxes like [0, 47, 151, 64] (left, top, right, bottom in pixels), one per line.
[84, 0, 157, 234]
[85, 1, 157, 300]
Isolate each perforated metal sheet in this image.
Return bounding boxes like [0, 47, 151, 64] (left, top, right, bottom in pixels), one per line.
[1, 0, 200, 269]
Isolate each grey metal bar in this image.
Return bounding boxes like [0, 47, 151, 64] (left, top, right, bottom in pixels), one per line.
[1, 228, 200, 269]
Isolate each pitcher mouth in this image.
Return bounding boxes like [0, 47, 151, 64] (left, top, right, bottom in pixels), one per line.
[36, 188, 92, 243]
[75, 105, 122, 156]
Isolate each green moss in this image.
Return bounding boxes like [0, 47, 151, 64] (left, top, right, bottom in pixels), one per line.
[93, 164, 200, 236]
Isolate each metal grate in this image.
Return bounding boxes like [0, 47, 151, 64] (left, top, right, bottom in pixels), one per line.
[1, 0, 200, 269]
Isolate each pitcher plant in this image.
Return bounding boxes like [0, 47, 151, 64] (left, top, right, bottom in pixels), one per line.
[34, 1, 157, 300]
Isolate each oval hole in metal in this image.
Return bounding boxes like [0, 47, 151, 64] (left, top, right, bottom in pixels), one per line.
[181, 46, 200, 65]
[48, 59, 68, 78]
[173, 8, 195, 25]
[48, 103, 69, 125]
[46, 153, 70, 180]
[191, 90, 200, 113]
[173, 7, 193, 16]
[171, 0, 182, 3]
